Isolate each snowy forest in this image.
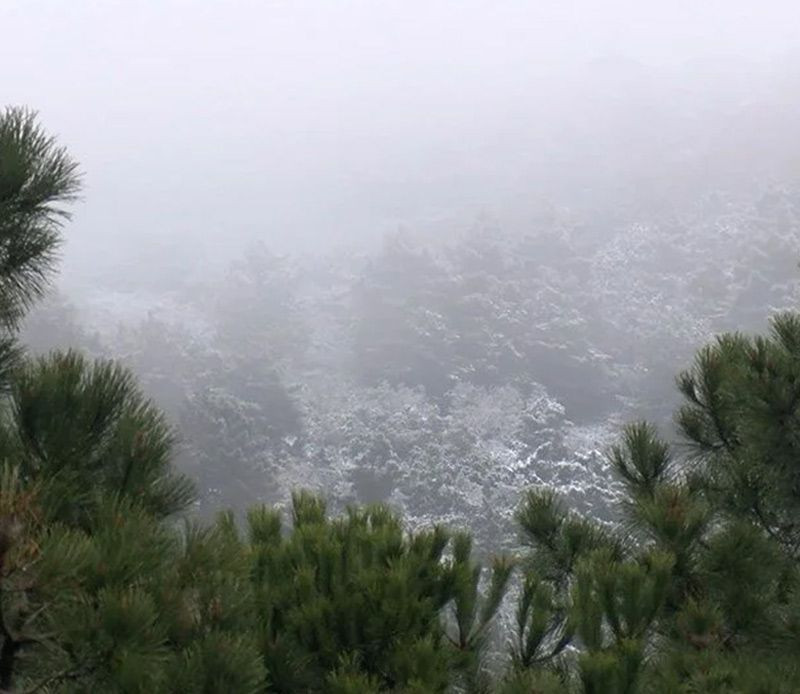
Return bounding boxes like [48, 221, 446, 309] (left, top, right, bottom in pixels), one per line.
[4, 1, 800, 691]
[10, 109, 800, 690]
[24, 178, 800, 551]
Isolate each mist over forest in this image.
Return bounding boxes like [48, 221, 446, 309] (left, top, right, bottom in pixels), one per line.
[3, 1, 800, 690]
[8, 1, 799, 541]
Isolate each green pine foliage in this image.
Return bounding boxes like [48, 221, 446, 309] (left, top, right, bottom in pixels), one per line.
[249, 492, 512, 692]
[0, 107, 79, 331]
[509, 314, 800, 690]
[2, 350, 196, 523]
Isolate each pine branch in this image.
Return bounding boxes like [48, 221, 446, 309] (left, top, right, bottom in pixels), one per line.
[20, 663, 95, 694]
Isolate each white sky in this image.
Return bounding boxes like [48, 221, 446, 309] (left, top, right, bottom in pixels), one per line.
[2, 1, 799, 279]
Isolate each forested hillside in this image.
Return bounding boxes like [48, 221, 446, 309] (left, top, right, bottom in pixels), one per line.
[25, 184, 800, 551]
[5, 60, 800, 688]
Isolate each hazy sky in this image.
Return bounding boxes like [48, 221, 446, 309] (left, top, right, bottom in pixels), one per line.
[3, 1, 799, 282]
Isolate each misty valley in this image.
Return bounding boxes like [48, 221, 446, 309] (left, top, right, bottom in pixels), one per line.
[8, 132, 800, 690]
[3, 0, 800, 689]
[24, 189, 800, 551]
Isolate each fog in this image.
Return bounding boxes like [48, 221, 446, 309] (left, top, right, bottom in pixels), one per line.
[5, 1, 800, 541]
[4, 1, 799, 278]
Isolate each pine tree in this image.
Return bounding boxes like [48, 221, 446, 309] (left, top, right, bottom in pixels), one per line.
[0, 108, 79, 334]
[249, 491, 502, 692]
[0, 107, 271, 693]
[510, 316, 800, 691]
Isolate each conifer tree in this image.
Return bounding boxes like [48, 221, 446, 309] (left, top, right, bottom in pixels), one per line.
[0, 108, 79, 334]
[510, 316, 800, 692]
[249, 491, 505, 692]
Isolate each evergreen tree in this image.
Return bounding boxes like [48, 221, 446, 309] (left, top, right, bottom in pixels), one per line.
[0, 107, 272, 693]
[249, 492, 508, 692]
[0, 108, 79, 334]
[510, 317, 800, 691]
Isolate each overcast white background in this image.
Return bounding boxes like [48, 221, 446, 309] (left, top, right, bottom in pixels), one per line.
[2, 1, 799, 285]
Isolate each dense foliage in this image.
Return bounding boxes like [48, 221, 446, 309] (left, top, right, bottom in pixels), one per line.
[4, 108, 800, 692]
